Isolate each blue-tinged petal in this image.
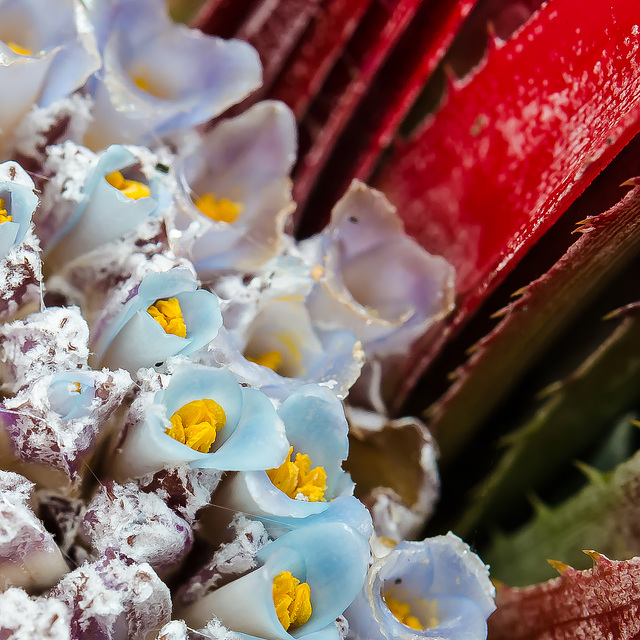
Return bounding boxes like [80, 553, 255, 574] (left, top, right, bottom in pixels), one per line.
[44, 144, 170, 269]
[93, 267, 222, 373]
[84, 0, 262, 149]
[109, 362, 289, 480]
[0, 0, 100, 154]
[180, 521, 370, 637]
[301, 180, 455, 359]
[174, 101, 296, 274]
[0, 367, 131, 494]
[0, 161, 38, 258]
[345, 533, 496, 640]
[205, 295, 364, 401]
[219, 385, 361, 534]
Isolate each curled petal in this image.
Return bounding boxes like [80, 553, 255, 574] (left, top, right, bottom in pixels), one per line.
[206, 295, 364, 401]
[85, 0, 262, 149]
[180, 521, 370, 637]
[346, 533, 496, 640]
[0, 0, 100, 154]
[0, 161, 38, 258]
[302, 180, 455, 358]
[174, 100, 297, 274]
[220, 385, 364, 534]
[44, 144, 171, 267]
[93, 267, 222, 373]
[110, 362, 289, 480]
[0, 368, 132, 492]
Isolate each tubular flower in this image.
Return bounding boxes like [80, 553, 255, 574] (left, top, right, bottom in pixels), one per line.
[0, 368, 132, 494]
[206, 276, 364, 401]
[0, 0, 100, 157]
[345, 533, 496, 640]
[0, 161, 39, 259]
[92, 267, 222, 374]
[109, 362, 289, 481]
[43, 144, 169, 270]
[174, 100, 297, 274]
[301, 180, 456, 359]
[220, 385, 366, 536]
[179, 521, 370, 639]
[83, 0, 262, 149]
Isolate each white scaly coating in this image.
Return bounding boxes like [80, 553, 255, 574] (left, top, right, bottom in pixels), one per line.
[80, 480, 193, 573]
[0, 306, 90, 394]
[0, 470, 69, 591]
[0, 588, 71, 640]
[51, 549, 172, 640]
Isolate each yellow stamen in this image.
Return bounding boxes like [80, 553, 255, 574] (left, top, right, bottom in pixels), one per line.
[71, 382, 82, 394]
[0, 198, 11, 224]
[6, 41, 32, 56]
[194, 193, 243, 224]
[147, 298, 187, 338]
[105, 170, 151, 200]
[385, 597, 424, 631]
[246, 350, 283, 371]
[166, 399, 226, 453]
[272, 571, 312, 631]
[267, 446, 327, 502]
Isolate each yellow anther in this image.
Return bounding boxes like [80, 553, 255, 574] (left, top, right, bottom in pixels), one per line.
[267, 446, 327, 502]
[6, 41, 32, 56]
[105, 171, 151, 200]
[194, 192, 243, 224]
[147, 298, 187, 338]
[272, 571, 312, 631]
[0, 198, 11, 224]
[71, 382, 82, 394]
[246, 350, 283, 372]
[166, 399, 226, 453]
[385, 597, 424, 631]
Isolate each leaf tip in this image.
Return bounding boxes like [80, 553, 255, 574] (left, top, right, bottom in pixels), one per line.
[547, 558, 572, 574]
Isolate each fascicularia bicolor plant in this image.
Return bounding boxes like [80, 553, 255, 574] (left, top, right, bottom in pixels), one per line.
[0, 0, 639, 639]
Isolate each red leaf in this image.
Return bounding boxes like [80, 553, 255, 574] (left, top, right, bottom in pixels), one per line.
[489, 553, 640, 640]
[375, 0, 640, 312]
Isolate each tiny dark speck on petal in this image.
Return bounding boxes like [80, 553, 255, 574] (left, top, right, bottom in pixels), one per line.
[348, 216, 359, 224]
[395, 578, 402, 584]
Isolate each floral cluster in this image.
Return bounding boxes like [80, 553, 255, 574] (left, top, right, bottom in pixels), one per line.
[0, 1, 494, 639]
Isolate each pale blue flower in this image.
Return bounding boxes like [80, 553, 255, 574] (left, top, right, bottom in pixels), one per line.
[0, 368, 131, 492]
[205, 283, 364, 401]
[221, 385, 369, 536]
[44, 144, 169, 268]
[301, 180, 456, 359]
[346, 533, 496, 640]
[0, 0, 100, 153]
[84, 0, 262, 149]
[0, 161, 38, 259]
[93, 267, 222, 374]
[110, 362, 289, 480]
[179, 521, 370, 637]
[174, 101, 296, 275]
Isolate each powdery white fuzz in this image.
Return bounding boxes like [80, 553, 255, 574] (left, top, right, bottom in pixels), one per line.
[80, 480, 193, 573]
[138, 464, 222, 525]
[0, 588, 71, 640]
[0, 470, 69, 590]
[0, 368, 132, 491]
[14, 94, 93, 163]
[0, 306, 90, 394]
[51, 549, 172, 640]
[0, 229, 42, 323]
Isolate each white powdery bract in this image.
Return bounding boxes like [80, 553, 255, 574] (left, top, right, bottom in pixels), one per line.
[0, 588, 71, 640]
